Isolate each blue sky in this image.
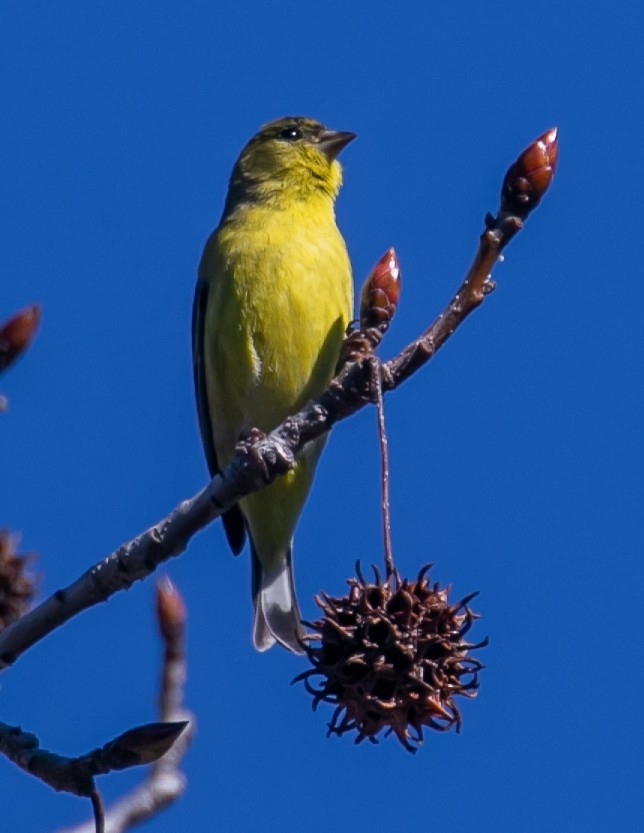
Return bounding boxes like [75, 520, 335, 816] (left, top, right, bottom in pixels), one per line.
[2, 2, 643, 831]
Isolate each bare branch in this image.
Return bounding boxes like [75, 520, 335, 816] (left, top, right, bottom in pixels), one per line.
[0, 128, 558, 672]
[0, 719, 186, 810]
[386, 126, 558, 387]
[55, 578, 194, 833]
[0, 720, 95, 797]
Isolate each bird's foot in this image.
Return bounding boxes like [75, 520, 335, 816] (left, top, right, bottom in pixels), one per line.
[335, 326, 373, 372]
[235, 427, 294, 485]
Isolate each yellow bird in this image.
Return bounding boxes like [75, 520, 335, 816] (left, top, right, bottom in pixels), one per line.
[193, 117, 355, 654]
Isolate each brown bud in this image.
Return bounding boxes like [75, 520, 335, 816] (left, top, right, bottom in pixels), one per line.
[501, 127, 558, 217]
[155, 576, 186, 641]
[359, 248, 401, 331]
[0, 531, 37, 630]
[103, 721, 189, 770]
[0, 305, 41, 374]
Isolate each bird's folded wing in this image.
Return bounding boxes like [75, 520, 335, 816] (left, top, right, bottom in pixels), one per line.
[192, 275, 246, 555]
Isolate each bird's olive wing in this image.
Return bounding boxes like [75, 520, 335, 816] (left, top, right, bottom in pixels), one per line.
[192, 277, 246, 555]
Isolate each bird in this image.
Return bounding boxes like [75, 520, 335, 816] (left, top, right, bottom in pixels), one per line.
[193, 116, 355, 654]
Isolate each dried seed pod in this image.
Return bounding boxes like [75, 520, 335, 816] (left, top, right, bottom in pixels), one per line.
[295, 564, 486, 752]
[501, 127, 559, 217]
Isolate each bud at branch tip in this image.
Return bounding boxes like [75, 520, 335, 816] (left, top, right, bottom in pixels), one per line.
[359, 248, 402, 331]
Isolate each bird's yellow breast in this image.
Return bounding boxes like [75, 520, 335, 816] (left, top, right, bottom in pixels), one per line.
[201, 195, 353, 466]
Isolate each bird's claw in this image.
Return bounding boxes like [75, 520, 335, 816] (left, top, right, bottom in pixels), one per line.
[235, 428, 294, 484]
[336, 329, 373, 372]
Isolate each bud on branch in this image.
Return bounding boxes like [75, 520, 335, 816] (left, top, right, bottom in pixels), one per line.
[360, 248, 402, 331]
[501, 127, 558, 218]
[0, 305, 41, 375]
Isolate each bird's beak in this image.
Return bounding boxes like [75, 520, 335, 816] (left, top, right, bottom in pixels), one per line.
[316, 129, 357, 160]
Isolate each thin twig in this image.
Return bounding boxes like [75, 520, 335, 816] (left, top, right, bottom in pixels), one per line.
[56, 579, 194, 833]
[0, 720, 95, 797]
[0, 718, 186, 826]
[89, 790, 104, 833]
[371, 357, 395, 581]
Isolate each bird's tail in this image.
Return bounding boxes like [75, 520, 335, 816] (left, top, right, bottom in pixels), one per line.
[251, 543, 305, 655]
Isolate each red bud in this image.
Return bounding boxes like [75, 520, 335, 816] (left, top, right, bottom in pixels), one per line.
[501, 127, 558, 217]
[0, 305, 41, 373]
[359, 248, 402, 331]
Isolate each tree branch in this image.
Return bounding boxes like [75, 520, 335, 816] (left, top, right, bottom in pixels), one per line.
[55, 578, 194, 833]
[0, 719, 187, 825]
[0, 127, 557, 673]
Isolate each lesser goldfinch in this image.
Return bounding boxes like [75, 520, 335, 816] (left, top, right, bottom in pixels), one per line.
[193, 117, 355, 654]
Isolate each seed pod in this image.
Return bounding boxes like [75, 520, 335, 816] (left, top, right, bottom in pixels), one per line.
[295, 563, 486, 752]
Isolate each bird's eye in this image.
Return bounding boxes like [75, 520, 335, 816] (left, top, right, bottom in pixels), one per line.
[277, 126, 303, 141]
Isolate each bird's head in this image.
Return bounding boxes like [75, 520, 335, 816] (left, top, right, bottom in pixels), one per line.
[225, 117, 356, 210]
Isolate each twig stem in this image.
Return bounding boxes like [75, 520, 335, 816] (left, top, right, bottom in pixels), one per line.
[371, 359, 395, 581]
[90, 790, 105, 833]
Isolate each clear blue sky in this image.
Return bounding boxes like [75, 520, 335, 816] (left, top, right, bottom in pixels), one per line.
[2, 2, 643, 831]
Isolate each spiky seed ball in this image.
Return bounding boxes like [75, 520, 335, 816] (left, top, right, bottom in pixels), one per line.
[295, 564, 486, 753]
[0, 531, 37, 630]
